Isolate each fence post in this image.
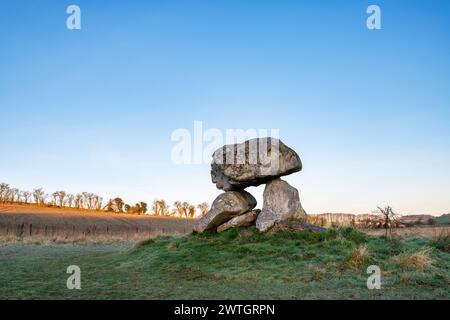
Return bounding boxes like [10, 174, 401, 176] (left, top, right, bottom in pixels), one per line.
[29, 224, 33, 236]
[17, 223, 24, 241]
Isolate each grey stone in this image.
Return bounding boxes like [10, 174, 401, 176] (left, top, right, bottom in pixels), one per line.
[211, 137, 301, 191]
[256, 178, 307, 232]
[193, 191, 257, 233]
[217, 209, 260, 233]
[269, 221, 326, 233]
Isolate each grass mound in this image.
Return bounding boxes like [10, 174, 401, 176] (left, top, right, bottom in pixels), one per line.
[125, 227, 448, 298]
[1, 227, 448, 299]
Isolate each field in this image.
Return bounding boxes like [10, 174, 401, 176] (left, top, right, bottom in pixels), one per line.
[0, 204, 194, 243]
[0, 205, 449, 299]
[366, 226, 450, 238]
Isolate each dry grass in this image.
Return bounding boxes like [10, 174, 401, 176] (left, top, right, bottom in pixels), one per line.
[0, 232, 172, 246]
[345, 245, 371, 269]
[0, 204, 194, 243]
[391, 248, 434, 271]
[364, 225, 450, 238]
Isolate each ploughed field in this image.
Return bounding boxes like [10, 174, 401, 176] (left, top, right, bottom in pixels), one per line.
[0, 204, 194, 243]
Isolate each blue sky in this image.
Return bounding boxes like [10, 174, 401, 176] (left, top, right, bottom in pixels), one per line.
[1, 0, 449, 214]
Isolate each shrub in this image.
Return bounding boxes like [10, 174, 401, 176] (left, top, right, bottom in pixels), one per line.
[345, 245, 371, 269]
[391, 248, 434, 271]
[339, 227, 368, 244]
[430, 231, 449, 253]
[319, 228, 339, 241]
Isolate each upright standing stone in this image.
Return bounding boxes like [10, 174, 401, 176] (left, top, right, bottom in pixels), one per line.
[256, 178, 307, 232]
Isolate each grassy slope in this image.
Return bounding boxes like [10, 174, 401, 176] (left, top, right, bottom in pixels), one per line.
[0, 227, 448, 299]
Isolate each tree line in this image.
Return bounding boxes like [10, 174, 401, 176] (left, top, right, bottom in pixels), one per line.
[0, 182, 208, 218]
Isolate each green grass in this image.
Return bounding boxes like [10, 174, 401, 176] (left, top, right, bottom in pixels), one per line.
[0, 227, 448, 299]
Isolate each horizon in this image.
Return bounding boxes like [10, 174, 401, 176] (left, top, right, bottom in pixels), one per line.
[0, 179, 447, 217]
[1, 1, 450, 215]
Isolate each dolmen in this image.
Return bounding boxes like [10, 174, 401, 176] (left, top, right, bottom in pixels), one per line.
[194, 137, 320, 233]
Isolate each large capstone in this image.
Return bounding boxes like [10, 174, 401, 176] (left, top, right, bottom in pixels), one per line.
[256, 178, 307, 232]
[211, 137, 301, 191]
[193, 191, 257, 233]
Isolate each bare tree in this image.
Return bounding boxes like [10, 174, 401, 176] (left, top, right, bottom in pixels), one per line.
[93, 195, 103, 210]
[0, 183, 9, 203]
[8, 188, 19, 203]
[51, 192, 58, 206]
[67, 194, 75, 208]
[104, 198, 125, 213]
[152, 200, 160, 215]
[181, 202, 191, 217]
[74, 193, 82, 208]
[22, 191, 31, 204]
[377, 206, 399, 239]
[87, 193, 95, 209]
[139, 202, 147, 214]
[171, 201, 193, 217]
[114, 197, 125, 213]
[188, 204, 196, 218]
[197, 202, 209, 216]
[123, 201, 148, 215]
[82, 192, 89, 209]
[33, 188, 46, 205]
[57, 191, 66, 207]
[172, 201, 184, 217]
[152, 199, 169, 216]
